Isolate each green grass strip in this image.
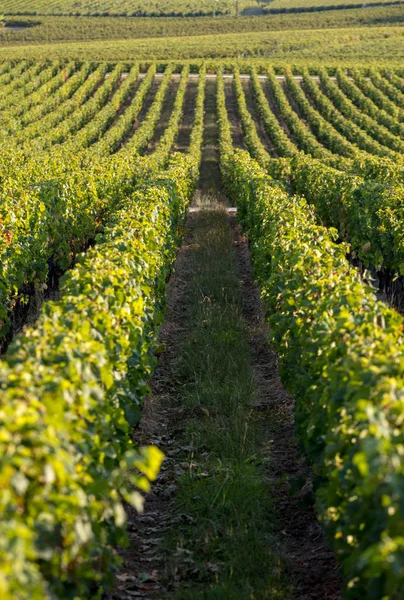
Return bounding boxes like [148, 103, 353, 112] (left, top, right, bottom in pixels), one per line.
[159, 196, 291, 599]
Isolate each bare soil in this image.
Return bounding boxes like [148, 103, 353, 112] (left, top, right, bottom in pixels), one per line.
[224, 78, 246, 149]
[198, 78, 221, 192]
[174, 79, 198, 152]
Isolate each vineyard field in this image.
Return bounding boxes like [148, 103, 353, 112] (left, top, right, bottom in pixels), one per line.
[0, 0, 401, 16]
[3, 6, 404, 48]
[1, 25, 404, 64]
[0, 0, 261, 17]
[0, 60, 404, 599]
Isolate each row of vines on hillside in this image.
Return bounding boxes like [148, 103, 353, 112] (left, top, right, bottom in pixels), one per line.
[217, 74, 404, 597]
[0, 59, 206, 599]
[0, 60, 403, 599]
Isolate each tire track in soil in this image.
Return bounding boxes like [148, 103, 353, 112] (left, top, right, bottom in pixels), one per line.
[241, 77, 278, 157]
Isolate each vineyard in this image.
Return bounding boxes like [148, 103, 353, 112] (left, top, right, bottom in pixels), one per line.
[0, 0, 260, 17]
[0, 0, 401, 16]
[0, 59, 404, 599]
